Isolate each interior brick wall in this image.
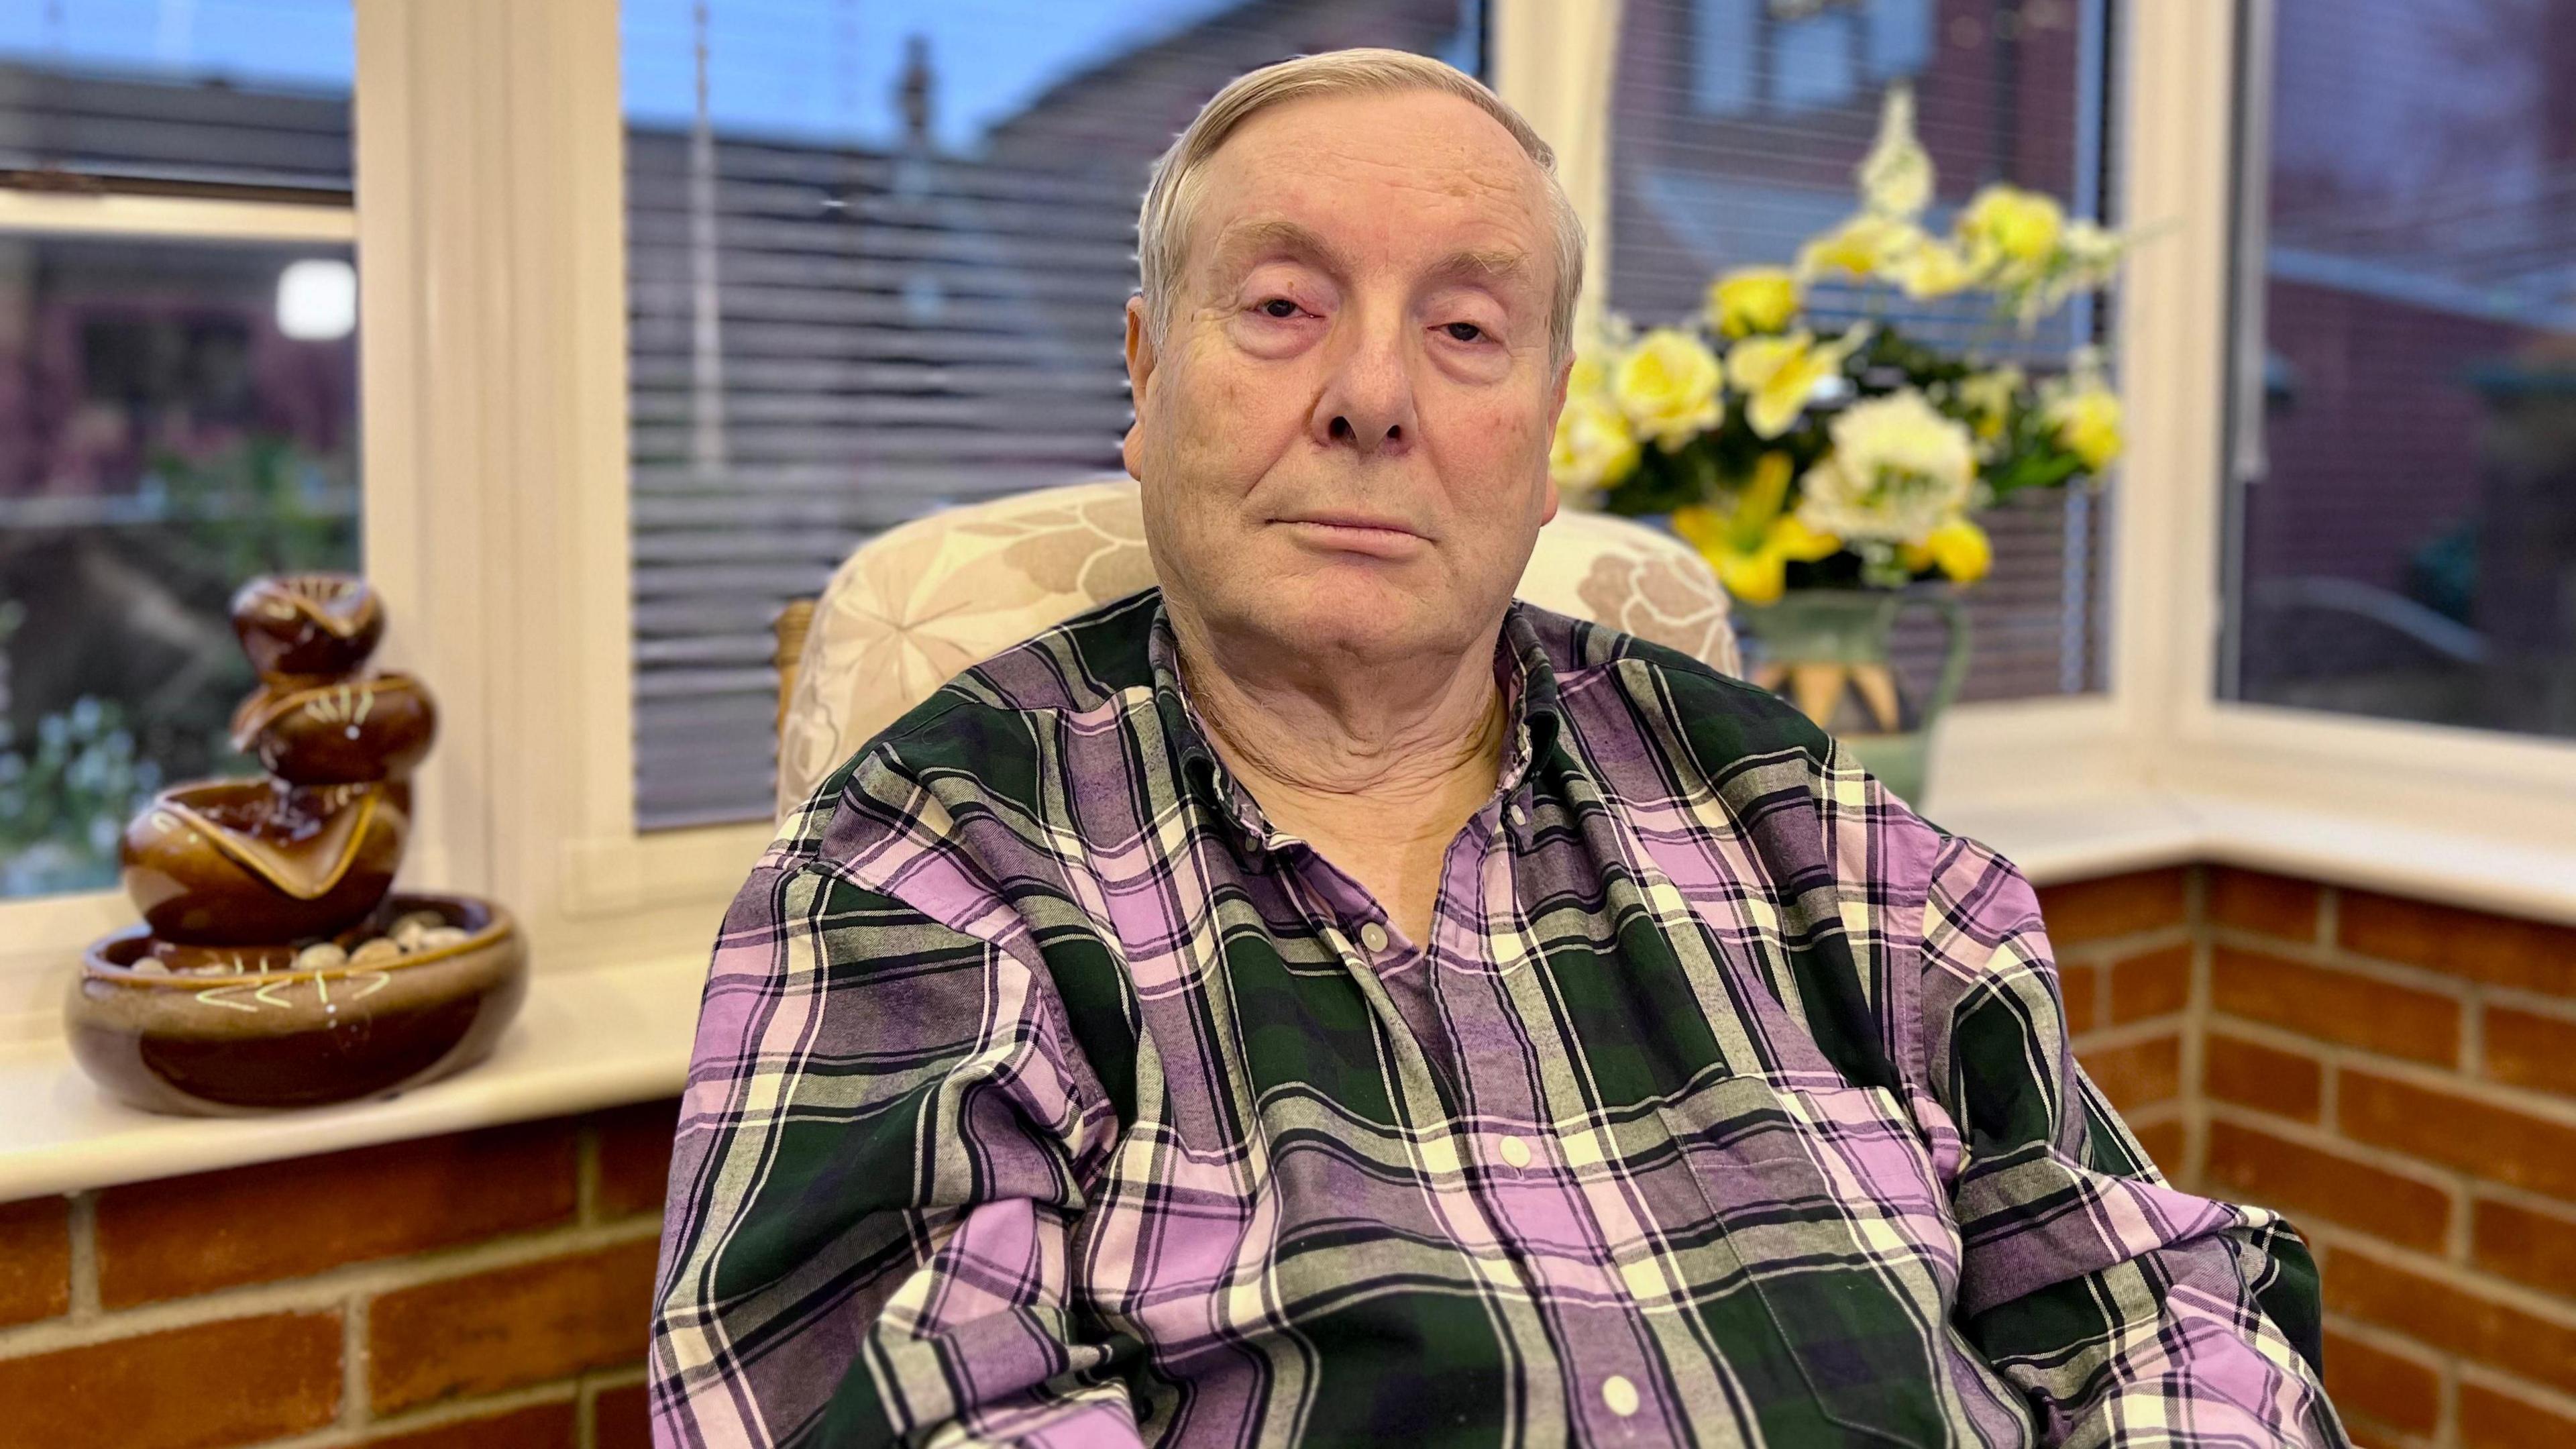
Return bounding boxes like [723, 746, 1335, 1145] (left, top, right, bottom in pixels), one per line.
[1, 863, 2566, 1448]
[0, 1098, 681, 1449]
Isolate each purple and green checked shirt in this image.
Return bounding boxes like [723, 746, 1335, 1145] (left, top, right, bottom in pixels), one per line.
[651, 590, 2347, 1448]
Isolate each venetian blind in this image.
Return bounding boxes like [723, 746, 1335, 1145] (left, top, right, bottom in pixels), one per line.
[625, 0, 1486, 827]
[1607, 0, 2118, 706]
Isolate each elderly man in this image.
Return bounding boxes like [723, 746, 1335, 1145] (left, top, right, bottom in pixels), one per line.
[651, 50, 2345, 1449]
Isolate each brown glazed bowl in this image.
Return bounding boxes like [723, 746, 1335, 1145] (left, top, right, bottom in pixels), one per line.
[69, 894, 528, 1116]
[120, 780, 407, 945]
[229, 574, 384, 682]
[231, 672, 439, 786]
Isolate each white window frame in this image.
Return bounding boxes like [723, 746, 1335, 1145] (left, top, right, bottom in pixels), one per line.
[5, 0, 2571, 1047]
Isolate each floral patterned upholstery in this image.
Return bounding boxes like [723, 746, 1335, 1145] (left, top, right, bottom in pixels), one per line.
[775, 478, 1740, 818]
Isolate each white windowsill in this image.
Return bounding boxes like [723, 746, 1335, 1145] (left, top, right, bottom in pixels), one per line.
[1, 788, 2570, 1204]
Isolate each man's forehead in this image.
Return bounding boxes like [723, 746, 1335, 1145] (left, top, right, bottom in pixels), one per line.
[1206, 216, 1533, 284]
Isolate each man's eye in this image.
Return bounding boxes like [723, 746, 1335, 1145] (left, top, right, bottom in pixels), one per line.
[1443, 321, 1486, 343]
[1258, 298, 1301, 319]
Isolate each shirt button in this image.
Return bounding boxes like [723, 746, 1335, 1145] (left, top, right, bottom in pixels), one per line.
[1497, 1134, 1532, 1169]
[1601, 1375, 1640, 1418]
[1358, 921, 1389, 953]
[1507, 802, 1528, 827]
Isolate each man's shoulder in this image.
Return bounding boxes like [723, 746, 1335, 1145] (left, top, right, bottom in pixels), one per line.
[787, 588, 1163, 830]
[1521, 602, 1833, 771]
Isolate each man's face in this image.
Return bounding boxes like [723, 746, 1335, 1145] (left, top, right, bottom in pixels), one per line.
[1124, 89, 1569, 672]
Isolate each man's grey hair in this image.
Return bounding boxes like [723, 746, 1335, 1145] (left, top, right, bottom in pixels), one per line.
[1136, 48, 1587, 366]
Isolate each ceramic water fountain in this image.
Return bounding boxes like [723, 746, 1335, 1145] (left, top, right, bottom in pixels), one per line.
[69, 574, 527, 1115]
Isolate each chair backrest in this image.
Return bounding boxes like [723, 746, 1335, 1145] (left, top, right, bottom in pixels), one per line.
[773, 478, 1739, 819]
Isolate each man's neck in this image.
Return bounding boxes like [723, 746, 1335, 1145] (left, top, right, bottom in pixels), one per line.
[1172, 610, 1509, 934]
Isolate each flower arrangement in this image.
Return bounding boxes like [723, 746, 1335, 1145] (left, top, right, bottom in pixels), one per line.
[1552, 85, 2128, 607]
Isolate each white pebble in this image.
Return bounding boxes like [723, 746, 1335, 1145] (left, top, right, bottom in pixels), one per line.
[391, 910, 445, 937]
[350, 937, 403, 966]
[417, 926, 470, 951]
[131, 960, 170, 975]
[295, 942, 348, 971]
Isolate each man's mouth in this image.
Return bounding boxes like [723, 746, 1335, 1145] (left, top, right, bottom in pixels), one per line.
[1273, 512, 1430, 558]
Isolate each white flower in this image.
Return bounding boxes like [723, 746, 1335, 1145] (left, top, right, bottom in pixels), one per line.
[1794, 390, 1979, 545]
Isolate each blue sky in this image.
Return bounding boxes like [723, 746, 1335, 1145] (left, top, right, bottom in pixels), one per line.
[0, 0, 1269, 152]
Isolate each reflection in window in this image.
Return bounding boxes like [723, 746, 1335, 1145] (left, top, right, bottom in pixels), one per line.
[2224, 0, 2576, 739]
[623, 0, 1487, 827]
[1624, 0, 2115, 706]
[0, 238, 360, 897]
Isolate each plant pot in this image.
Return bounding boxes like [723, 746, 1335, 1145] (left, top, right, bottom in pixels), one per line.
[1731, 586, 1971, 806]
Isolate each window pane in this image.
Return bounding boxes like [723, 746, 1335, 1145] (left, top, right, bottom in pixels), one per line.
[1611, 0, 2117, 705]
[2224, 0, 2576, 739]
[0, 1, 352, 193]
[0, 236, 360, 898]
[624, 0, 1487, 827]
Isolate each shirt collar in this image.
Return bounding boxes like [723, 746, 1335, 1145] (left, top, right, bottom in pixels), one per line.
[1146, 595, 1573, 853]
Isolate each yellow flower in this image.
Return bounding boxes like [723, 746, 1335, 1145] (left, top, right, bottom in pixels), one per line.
[1856, 81, 1934, 220]
[2048, 384, 2124, 471]
[1794, 389, 1978, 543]
[1797, 213, 1923, 282]
[1954, 366, 2025, 443]
[1566, 349, 1609, 400]
[1611, 328, 1724, 449]
[1707, 266, 1801, 339]
[1549, 390, 1641, 493]
[1727, 325, 1868, 439]
[1670, 452, 1841, 605]
[1960, 184, 2065, 275]
[1884, 235, 1977, 299]
[1902, 517, 1993, 584]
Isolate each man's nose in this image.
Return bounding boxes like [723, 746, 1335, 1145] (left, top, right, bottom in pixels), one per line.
[1311, 304, 1418, 458]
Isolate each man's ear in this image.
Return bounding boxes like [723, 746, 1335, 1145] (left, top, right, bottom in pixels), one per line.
[1539, 350, 1572, 525]
[1122, 296, 1157, 482]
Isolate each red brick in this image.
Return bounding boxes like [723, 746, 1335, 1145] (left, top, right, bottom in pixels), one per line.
[364, 1401, 578, 1449]
[2108, 943, 2193, 1024]
[2208, 867, 2324, 942]
[2342, 1071, 2576, 1203]
[2485, 1008, 2576, 1098]
[2206, 1032, 2324, 1122]
[0, 1311, 339, 1449]
[2326, 1247, 2576, 1396]
[2210, 945, 2460, 1067]
[595, 1098, 680, 1220]
[2058, 961, 2101, 1036]
[596, 1381, 653, 1449]
[2460, 1380, 2576, 1449]
[2473, 1197, 2576, 1301]
[369, 1236, 661, 1413]
[2321, 1328, 2440, 1436]
[99, 1118, 577, 1308]
[2341, 892, 2576, 997]
[2203, 1120, 2451, 1253]
[2036, 867, 2190, 946]
[2132, 1117, 2184, 1174]
[0, 1195, 69, 1326]
[2080, 1034, 2182, 1113]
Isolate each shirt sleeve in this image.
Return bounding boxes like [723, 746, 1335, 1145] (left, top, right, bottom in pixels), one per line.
[647, 847, 1141, 1449]
[1920, 835, 2350, 1448]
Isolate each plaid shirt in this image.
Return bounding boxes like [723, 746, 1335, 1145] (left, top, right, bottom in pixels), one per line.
[651, 591, 2345, 1448]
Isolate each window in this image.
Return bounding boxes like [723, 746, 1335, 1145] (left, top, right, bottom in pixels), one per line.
[0, 5, 356, 900]
[2220, 0, 2576, 741]
[1615, 0, 2116, 706]
[621, 0, 1487, 827]
[1690, 0, 1934, 117]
